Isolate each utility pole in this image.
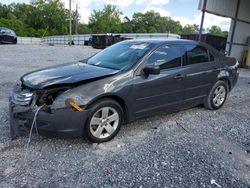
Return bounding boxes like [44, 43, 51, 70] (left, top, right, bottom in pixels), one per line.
[75, 3, 78, 35]
[69, 0, 72, 45]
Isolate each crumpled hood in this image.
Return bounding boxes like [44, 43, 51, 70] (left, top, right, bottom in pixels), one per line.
[21, 62, 119, 89]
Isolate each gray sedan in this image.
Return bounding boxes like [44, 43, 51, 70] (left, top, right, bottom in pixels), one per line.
[9, 39, 239, 142]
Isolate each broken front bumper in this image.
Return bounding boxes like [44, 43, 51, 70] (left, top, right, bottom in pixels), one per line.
[9, 101, 89, 139]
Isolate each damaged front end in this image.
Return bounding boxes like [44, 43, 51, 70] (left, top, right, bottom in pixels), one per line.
[9, 81, 89, 139]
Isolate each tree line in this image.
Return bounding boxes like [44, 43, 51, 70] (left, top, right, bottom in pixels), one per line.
[0, 0, 228, 37]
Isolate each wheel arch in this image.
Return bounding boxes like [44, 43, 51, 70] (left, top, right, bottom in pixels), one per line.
[86, 94, 129, 123]
[217, 70, 231, 91]
[218, 77, 231, 91]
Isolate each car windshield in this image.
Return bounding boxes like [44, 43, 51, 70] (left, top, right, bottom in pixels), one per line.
[87, 41, 154, 71]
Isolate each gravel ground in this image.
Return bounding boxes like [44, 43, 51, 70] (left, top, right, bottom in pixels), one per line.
[0, 44, 249, 188]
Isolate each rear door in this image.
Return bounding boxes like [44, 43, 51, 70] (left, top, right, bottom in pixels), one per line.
[181, 44, 218, 103]
[132, 44, 186, 117]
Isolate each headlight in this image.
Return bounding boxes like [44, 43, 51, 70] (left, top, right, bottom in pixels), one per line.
[51, 91, 88, 110]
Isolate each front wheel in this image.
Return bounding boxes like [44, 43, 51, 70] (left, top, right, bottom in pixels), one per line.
[84, 99, 123, 143]
[204, 80, 228, 110]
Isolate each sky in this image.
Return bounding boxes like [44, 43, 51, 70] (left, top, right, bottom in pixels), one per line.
[2, 0, 231, 31]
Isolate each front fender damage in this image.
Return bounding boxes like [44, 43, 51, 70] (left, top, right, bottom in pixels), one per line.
[9, 88, 90, 139]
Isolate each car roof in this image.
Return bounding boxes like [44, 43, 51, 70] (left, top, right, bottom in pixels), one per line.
[125, 38, 222, 57]
[127, 39, 198, 45]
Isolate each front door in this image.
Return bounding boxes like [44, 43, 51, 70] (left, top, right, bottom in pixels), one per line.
[132, 44, 186, 117]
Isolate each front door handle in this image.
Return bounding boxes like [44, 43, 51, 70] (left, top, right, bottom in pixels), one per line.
[174, 74, 185, 79]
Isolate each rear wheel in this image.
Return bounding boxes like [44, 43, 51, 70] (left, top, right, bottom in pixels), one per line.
[84, 99, 123, 143]
[204, 80, 228, 110]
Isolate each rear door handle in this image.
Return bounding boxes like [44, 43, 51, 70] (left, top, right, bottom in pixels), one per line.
[174, 74, 185, 79]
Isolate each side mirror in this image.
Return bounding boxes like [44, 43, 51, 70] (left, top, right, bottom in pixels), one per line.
[143, 64, 160, 75]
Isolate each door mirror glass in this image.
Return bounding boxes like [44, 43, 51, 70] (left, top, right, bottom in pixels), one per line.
[143, 64, 160, 75]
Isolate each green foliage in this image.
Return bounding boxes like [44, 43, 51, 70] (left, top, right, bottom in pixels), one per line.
[0, 18, 39, 37]
[89, 5, 122, 33]
[121, 17, 133, 33]
[207, 25, 228, 37]
[181, 24, 199, 34]
[0, 1, 69, 36]
[78, 24, 92, 34]
[0, 2, 228, 37]
[30, 0, 69, 35]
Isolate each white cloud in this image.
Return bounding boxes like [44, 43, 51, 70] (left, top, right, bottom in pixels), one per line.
[194, 12, 231, 31]
[79, 7, 92, 23]
[149, 0, 170, 5]
[69, 0, 135, 8]
[135, 0, 145, 4]
[172, 16, 193, 26]
[171, 12, 231, 31]
[136, 0, 170, 5]
[143, 7, 170, 17]
[104, 0, 135, 7]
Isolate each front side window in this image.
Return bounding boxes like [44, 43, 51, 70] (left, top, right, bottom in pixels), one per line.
[185, 45, 209, 65]
[147, 45, 182, 70]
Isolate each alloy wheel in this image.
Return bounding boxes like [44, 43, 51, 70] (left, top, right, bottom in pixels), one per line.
[89, 107, 119, 139]
[212, 85, 226, 107]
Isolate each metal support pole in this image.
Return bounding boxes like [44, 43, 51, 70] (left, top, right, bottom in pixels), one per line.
[69, 0, 72, 46]
[75, 3, 78, 35]
[228, 0, 240, 56]
[198, 0, 207, 42]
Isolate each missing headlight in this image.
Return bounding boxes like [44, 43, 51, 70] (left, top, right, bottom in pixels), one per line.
[36, 87, 71, 106]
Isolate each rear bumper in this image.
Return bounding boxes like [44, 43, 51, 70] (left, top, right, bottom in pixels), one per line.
[9, 102, 89, 139]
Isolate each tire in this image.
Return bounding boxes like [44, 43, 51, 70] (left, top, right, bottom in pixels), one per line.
[204, 80, 228, 110]
[84, 99, 123, 143]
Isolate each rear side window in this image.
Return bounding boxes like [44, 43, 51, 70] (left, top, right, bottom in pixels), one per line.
[185, 45, 209, 65]
[147, 45, 182, 70]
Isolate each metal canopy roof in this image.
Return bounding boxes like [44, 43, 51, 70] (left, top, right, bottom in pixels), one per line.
[198, 0, 250, 24]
